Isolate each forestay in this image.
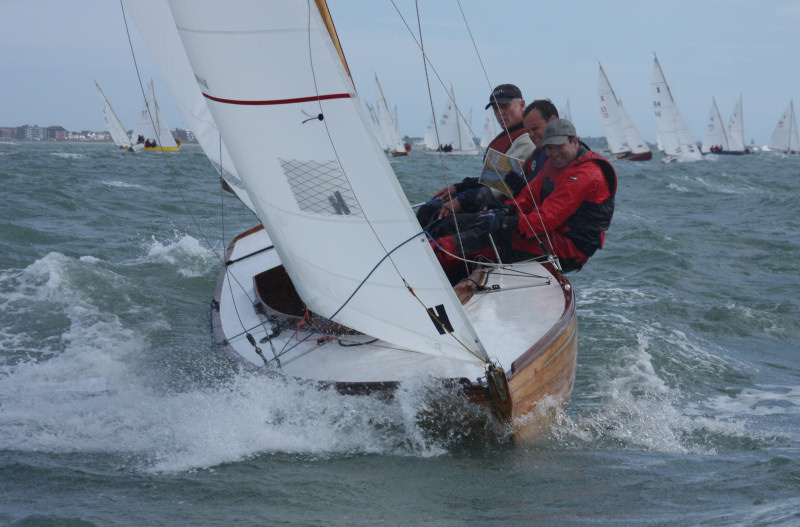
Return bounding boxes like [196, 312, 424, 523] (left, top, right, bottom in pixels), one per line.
[166, 0, 488, 363]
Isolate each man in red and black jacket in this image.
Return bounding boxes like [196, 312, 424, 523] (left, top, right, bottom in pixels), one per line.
[416, 84, 534, 233]
[434, 118, 617, 273]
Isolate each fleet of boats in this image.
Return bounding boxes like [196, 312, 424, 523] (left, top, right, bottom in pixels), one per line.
[108, 0, 797, 442]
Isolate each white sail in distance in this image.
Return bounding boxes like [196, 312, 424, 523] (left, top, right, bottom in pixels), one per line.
[95, 81, 132, 148]
[374, 74, 405, 154]
[727, 96, 746, 152]
[651, 55, 701, 162]
[701, 97, 731, 152]
[768, 100, 800, 153]
[131, 80, 179, 149]
[165, 0, 488, 362]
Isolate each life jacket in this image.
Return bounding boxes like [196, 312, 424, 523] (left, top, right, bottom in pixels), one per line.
[485, 122, 527, 157]
[539, 149, 617, 257]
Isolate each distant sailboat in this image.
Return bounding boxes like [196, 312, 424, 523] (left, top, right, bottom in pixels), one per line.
[95, 81, 133, 150]
[768, 100, 799, 154]
[479, 111, 496, 149]
[423, 113, 438, 150]
[651, 55, 701, 163]
[374, 74, 407, 157]
[131, 80, 181, 152]
[597, 63, 652, 161]
[561, 99, 572, 122]
[727, 96, 747, 153]
[436, 84, 479, 154]
[701, 97, 745, 155]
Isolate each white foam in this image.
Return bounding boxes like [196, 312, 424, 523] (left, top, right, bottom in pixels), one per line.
[49, 152, 85, 159]
[141, 233, 218, 277]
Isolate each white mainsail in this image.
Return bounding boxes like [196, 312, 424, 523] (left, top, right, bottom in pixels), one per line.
[651, 55, 701, 162]
[598, 64, 650, 157]
[131, 80, 179, 149]
[768, 100, 800, 153]
[374, 74, 406, 155]
[423, 113, 438, 150]
[597, 64, 629, 155]
[561, 99, 572, 122]
[480, 111, 496, 149]
[701, 97, 731, 153]
[618, 100, 650, 155]
[437, 85, 478, 153]
[727, 96, 746, 152]
[122, 0, 254, 210]
[95, 81, 132, 149]
[165, 0, 488, 362]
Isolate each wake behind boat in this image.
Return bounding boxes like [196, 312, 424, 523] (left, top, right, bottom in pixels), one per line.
[124, 0, 578, 440]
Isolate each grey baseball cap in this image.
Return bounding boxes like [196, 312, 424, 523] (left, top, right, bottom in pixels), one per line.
[540, 118, 577, 146]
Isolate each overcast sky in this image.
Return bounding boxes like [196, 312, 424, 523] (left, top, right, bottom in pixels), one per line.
[3, 1, 799, 145]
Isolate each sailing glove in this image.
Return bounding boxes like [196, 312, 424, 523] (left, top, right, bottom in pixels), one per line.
[475, 208, 518, 234]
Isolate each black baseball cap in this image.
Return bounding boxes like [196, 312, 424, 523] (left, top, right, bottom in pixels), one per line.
[485, 84, 523, 109]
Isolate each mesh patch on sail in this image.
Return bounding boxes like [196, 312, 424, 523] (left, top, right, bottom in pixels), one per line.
[280, 159, 364, 217]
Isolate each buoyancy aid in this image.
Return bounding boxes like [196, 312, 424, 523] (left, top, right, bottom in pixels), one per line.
[516, 148, 617, 258]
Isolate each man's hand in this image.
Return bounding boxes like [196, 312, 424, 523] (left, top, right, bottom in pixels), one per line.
[431, 185, 458, 201]
[437, 199, 462, 219]
[475, 209, 506, 234]
[475, 208, 518, 234]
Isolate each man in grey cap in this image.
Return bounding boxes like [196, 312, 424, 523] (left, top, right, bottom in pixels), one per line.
[417, 83, 534, 235]
[433, 118, 618, 273]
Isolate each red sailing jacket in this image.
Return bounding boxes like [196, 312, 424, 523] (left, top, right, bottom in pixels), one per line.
[510, 148, 617, 258]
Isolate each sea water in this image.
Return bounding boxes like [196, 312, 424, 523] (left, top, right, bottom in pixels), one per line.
[1, 142, 798, 526]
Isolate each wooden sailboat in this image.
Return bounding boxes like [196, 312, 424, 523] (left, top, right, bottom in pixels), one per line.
[768, 100, 799, 154]
[95, 81, 133, 150]
[597, 63, 652, 161]
[125, 0, 578, 440]
[651, 55, 701, 163]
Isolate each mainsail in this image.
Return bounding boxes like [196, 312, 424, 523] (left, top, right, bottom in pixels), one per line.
[727, 96, 746, 152]
[701, 97, 731, 153]
[768, 100, 800, 153]
[131, 80, 179, 149]
[374, 74, 406, 155]
[437, 85, 477, 153]
[651, 55, 701, 162]
[95, 81, 132, 148]
[597, 64, 629, 155]
[598, 64, 649, 157]
[164, 0, 488, 362]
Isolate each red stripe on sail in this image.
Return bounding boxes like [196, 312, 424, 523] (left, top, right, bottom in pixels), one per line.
[202, 92, 351, 105]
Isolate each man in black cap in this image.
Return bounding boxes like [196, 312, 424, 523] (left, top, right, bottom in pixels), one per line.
[433, 118, 617, 274]
[416, 83, 534, 236]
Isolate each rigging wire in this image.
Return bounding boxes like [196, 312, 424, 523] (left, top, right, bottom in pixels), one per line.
[119, 0, 272, 353]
